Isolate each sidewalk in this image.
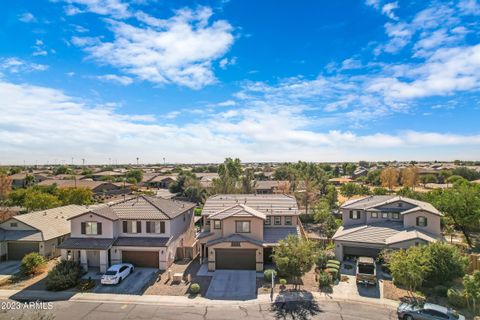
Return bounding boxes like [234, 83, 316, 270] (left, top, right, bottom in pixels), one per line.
[0, 288, 399, 308]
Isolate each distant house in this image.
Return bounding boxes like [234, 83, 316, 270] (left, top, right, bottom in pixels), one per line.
[37, 179, 131, 196]
[58, 196, 196, 272]
[91, 171, 125, 181]
[147, 175, 178, 189]
[196, 173, 219, 188]
[328, 177, 353, 186]
[0, 205, 89, 260]
[254, 180, 289, 194]
[352, 168, 368, 179]
[9, 173, 48, 188]
[333, 195, 443, 260]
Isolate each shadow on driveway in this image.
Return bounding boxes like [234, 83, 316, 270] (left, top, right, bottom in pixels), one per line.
[271, 291, 324, 320]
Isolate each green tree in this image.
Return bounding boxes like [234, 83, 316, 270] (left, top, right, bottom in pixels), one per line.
[24, 191, 61, 212]
[296, 162, 328, 214]
[126, 169, 143, 184]
[340, 183, 370, 199]
[419, 174, 437, 187]
[53, 165, 72, 175]
[423, 242, 467, 286]
[389, 246, 430, 300]
[312, 200, 341, 239]
[212, 158, 242, 194]
[240, 168, 256, 194]
[324, 185, 338, 208]
[24, 174, 36, 187]
[272, 235, 317, 289]
[452, 167, 480, 181]
[463, 271, 480, 314]
[366, 169, 382, 186]
[57, 187, 93, 205]
[372, 187, 389, 195]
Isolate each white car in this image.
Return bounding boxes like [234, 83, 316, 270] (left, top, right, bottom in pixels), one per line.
[100, 263, 134, 285]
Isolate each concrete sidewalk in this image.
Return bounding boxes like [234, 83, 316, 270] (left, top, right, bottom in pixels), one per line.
[0, 288, 399, 309]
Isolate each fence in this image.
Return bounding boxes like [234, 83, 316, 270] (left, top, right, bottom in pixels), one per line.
[468, 253, 480, 273]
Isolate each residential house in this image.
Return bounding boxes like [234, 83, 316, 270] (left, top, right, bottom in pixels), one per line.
[332, 195, 443, 260]
[147, 175, 178, 189]
[37, 179, 131, 196]
[0, 205, 90, 260]
[9, 173, 48, 188]
[197, 194, 302, 272]
[58, 195, 196, 272]
[254, 180, 289, 194]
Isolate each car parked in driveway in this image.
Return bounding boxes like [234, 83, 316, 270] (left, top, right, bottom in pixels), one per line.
[101, 263, 134, 285]
[397, 302, 465, 320]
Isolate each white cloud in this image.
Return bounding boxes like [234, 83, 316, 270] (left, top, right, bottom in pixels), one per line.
[0, 57, 48, 74]
[62, 0, 130, 18]
[219, 56, 237, 69]
[19, 12, 36, 23]
[73, 7, 234, 89]
[96, 74, 134, 85]
[2, 79, 479, 164]
[381, 2, 399, 20]
[32, 39, 48, 57]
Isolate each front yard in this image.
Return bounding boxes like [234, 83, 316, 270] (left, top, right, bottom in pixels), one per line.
[0, 258, 58, 291]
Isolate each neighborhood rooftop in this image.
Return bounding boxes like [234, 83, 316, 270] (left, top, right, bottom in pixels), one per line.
[341, 195, 442, 216]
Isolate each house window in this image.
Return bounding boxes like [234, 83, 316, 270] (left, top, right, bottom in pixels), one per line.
[398, 203, 403, 207]
[123, 220, 142, 233]
[349, 211, 360, 220]
[416, 216, 428, 227]
[235, 221, 251, 233]
[231, 241, 241, 247]
[265, 216, 271, 225]
[10, 222, 18, 227]
[371, 212, 378, 218]
[392, 213, 400, 219]
[274, 216, 282, 225]
[82, 222, 102, 235]
[213, 220, 222, 229]
[285, 216, 292, 225]
[146, 221, 165, 233]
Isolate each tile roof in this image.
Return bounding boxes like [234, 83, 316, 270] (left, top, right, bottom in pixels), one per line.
[37, 179, 125, 190]
[202, 194, 299, 217]
[206, 233, 263, 247]
[11, 205, 90, 241]
[114, 237, 170, 247]
[58, 237, 115, 250]
[254, 180, 288, 190]
[263, 227, 300, 244]
[208, 204, 266, 220]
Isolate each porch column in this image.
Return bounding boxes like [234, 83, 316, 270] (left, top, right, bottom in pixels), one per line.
[99, 250, 108, 273]
[80, 250, 88, 271]
[60, 249, 68, 261]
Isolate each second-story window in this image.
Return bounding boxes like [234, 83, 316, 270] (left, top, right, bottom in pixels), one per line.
[349, 211, 360, 219]
[146, 221, 165, 233]
[235, 221, 251, 233]
[285, 216, 292, 225]
[265, 216, 271, 225]
[213, 220, 222, 229]
[416, 216, 428, 227]
[382, 212, 388, 219]
[123, 221, 142, 234]
[392, 213, 400, 219]
[10, 222, 18, 227]
[81, 222, 102, 235]
[274, 216, 282, 225]
[371, 212, 378, 218]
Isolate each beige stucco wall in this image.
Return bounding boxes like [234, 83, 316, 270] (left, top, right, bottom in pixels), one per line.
[0, 219, 35, 231]
[71, 213, 115, 238]
[264, 215, 299, 227]
[207, 241, 263, 272]
[222, 216, 264, 241]
[118, 220, 170, 237]
[341, 209, 367, 226]
[403, 210, 441, 235]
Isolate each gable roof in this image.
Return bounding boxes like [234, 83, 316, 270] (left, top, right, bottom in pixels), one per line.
[206, 233, 264, 247]
[341, 195, 442, 216]
[208, 204, 266, 220]
[73, 195, 196, 221]
[7, 205, 90, 241]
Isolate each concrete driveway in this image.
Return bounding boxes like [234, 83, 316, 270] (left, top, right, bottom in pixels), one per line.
[0, 261, 20, 282]
[93, 267, 158, 295]
[205, 270, 256, 300]
[335, 261, 381, 299]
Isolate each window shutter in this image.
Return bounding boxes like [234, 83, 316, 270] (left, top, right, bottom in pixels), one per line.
[146, 221, 151, 233]
[424, 218, 428, 227]
[123, 221, 128, 233]
[160, 221, 165, 233]
[81, 222, 86, 234]
[137, 221, 142, 233]
[416, 217, 419, 226]
[349, 211, 353, 219]
[97, 223, 102, 235]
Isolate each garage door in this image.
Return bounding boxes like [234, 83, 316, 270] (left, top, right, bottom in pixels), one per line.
[215, 249, 256, 270]
[8, 242, 39, 260]
[343, 246, 381, 258]
[122, 251, 159, 268]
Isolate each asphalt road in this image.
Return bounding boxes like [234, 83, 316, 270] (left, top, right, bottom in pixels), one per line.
[0, 299, 399, 320]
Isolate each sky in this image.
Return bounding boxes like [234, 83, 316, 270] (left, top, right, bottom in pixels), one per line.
[1, 0, 480, 165]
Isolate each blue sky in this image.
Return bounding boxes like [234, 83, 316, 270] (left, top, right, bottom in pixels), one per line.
[1, 0, 480, 164]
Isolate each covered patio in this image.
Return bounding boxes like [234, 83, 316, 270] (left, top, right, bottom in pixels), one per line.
[58, 237, 115, 272]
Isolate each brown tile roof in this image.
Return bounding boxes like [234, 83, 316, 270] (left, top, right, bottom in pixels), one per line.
[58, 237, 115, 250]
[114, 237, 170, 247]
[341, 195, 442, 216]
[208, 204, 266, 220]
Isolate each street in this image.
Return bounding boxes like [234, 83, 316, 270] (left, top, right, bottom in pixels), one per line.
[0, 299, 398, 320]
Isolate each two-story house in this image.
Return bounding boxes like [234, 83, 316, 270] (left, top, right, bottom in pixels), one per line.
[197, 194, 302, 272]
[332, 195, 444, 260]
[58, 195, 196, 272]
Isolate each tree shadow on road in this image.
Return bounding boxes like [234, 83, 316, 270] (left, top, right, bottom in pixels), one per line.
[270, 291, 324, 320]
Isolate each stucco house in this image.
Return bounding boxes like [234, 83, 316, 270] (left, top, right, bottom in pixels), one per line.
[197, 194, 302, 272]
[0, 205, 90, 260]
[332, 195, 443, 260]
[58, 195, 196, 272]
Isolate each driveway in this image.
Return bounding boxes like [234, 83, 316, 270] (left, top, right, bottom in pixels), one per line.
[0, 261, 20, 282]
[205, 270, 256, 300]
[92, 267, 158, 295]
[334, 261, 381, 299]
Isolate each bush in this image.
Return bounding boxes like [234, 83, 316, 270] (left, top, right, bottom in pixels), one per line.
[264, 269, 277, 282]
[326, 263, 340, 270]
[434, 285, 448, 297]
[46, 260, 83, 291]
[20, 252, 46, 276]
[424, 242, 467, 286]
[327, 260, 340, 266]
[279, 278, 287, 285]
[316, 251, 328, 269]
[190, 283, 200, 294]
[77, 279, 96, 292]
[447, 288, 467, 308]
[318, 271, 331, 287]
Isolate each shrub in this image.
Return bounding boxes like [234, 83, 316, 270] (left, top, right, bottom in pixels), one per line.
[190, 283, 200, 294]
[424, 242, 467, 287]
[46, 260, 83, 291]
[20, 252, 46, 276]
[326, 263, 340, 270]
[77, 279, 96, 292]
[279, 278, 287, 285]
[327, 260, 340, 266]
[316, 251, 328, 269]
[434, 285, 448, 297]
[318, 271, 331, 287]
[447, 288, 467, 308]
[264, 269, 277, 282]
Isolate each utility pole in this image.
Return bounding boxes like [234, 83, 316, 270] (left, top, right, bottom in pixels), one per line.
[82, 158, 85, 166]
[163, 157, 166, 165]
[136, 157, 139, 166]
